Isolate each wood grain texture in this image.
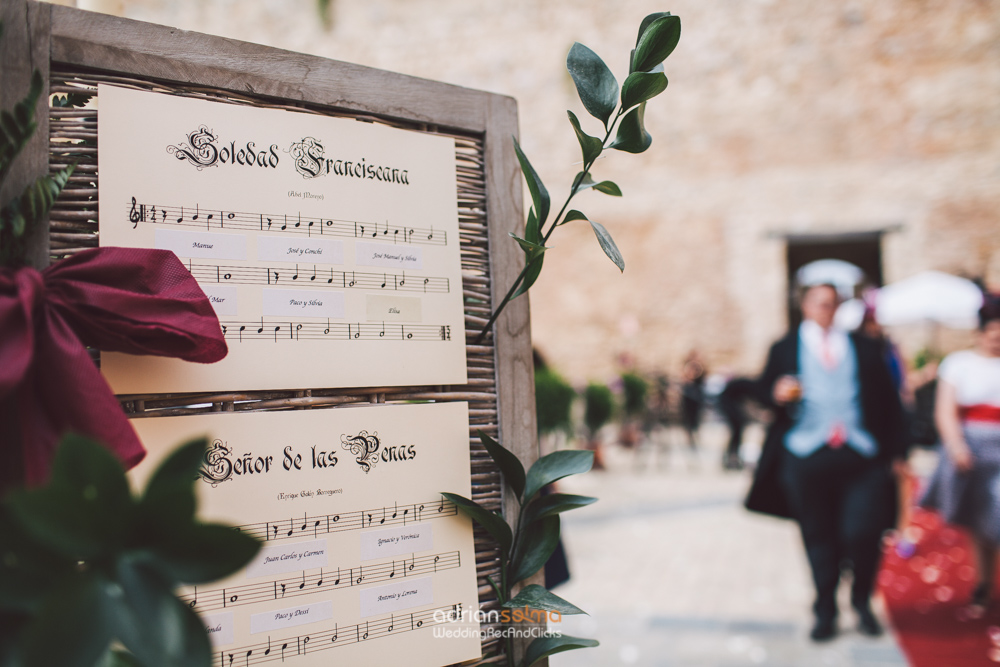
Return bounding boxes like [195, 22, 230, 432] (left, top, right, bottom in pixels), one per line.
[484, 95, 547, 665]
[1, 0, 51, 270]
[48, 4, 491, 134]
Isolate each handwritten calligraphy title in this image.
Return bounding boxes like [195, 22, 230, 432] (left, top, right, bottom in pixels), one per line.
[199, 432, 418, 486]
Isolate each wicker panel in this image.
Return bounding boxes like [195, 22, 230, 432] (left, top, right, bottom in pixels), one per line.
[49, 68, 505, 666]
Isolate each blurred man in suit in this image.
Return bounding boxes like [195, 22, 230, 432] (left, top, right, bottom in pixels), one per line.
[746, 284, 906, 641]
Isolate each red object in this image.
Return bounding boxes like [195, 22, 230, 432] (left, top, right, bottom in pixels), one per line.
[0, 247, 227, 483]
[828, 423, 847, 448]
[881, 488, 1000, 665]
[960, 405, 1000, 424]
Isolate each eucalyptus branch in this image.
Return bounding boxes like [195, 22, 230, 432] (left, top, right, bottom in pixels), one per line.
[474, 13, 681, 345]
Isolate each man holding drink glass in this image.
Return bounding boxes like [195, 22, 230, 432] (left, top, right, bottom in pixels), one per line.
[746, 283, 907, 641]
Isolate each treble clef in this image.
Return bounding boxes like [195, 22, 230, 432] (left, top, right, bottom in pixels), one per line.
[128, 196, 141, 229]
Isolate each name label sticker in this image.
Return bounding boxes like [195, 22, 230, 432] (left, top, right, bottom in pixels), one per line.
[154, 229, 247, 260]
[245, 539, 329, 579]
[261, 289, 345, 319]
[257, 236, 344, 264]
[360, 577, 434, 618]
[360, 523, 433, 561]
[250, 600, 334, 634]
[202, 612, 234, 647]
[356, 242, 423, 270]
[201, 284, 238, 316]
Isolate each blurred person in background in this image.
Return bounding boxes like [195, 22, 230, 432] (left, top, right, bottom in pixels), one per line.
[680, 350, 707, 453]
[746, 283, 907, 642]
[718, 374, 755, 470]
[920, 295, 1000, 607]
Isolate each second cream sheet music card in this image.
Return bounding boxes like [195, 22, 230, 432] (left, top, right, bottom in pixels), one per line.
[97, 84, 467, 393]
[127, 402, 481, 667]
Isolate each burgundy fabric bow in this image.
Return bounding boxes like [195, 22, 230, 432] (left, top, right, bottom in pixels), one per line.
[0, 247, 227, 484]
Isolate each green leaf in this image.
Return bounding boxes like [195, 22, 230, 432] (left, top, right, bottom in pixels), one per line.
[566, 111, 603, 165]
[632, 15, 681, 72]
[589, 218, 625, 272]
[0, 509, 74, 613]
[511, 251, 544, 300]
[1, 165, 76, 239]
[112, 554, 212, 667]
[504, 584, 587, 615]
[477, 430, 526, 501]
[150, 524, 260, 584]
[20, 572, 115, 667]
[523, 450, 595, 502]
[95, 648, 143, 667]
[593, 181, 622, 196]
[636, 12, 673, 46]
[6, 434, 133, 559]
[610, 102, 652, 154]
[620, 71, 668, 111]
[522, 493, 597, 527]
[508, 232, 546, 256]
[512, 137, 550, 228]
[522, 634, 600, 667]
[51, 92, 94, 109]
[0, 70, 42, 180]
[139, 438, 207, 527]
[440, 493, 512, 557]
[566, 42, 619, 128]
[561, 210, 588, 225]
[510, 515, 560, 586]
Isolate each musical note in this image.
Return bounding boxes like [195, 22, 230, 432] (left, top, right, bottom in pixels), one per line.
[381, 273, 386, 288]
[176, 206, 184, 223]
[302, 636, 310, 654]
[334, 567, 341, 586]
[286, 518, 293, 537]
[389, 561, 395, 579]
[188, 586, 197, 608]
[128, 196, 143, 228]
[380, 507, 386, 525]
[264, 638, 271, 656]
[331, 623, 338, 643]
[191, 204, 200, 222]
[356, 566, 364, 585]
[292, 264, 299, 281]
[239, 324, 246, 342]
[281, 642, 288, 661]
[316, 568, 323, 587]
[363, 621, 369, 640]
[434, 555, 440, 573]
[299, 572, 305, 590]
[388, 614, 394, 633]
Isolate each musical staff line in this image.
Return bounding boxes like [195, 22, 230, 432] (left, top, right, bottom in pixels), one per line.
[127, 198, 447, 246]
[185, 260, 449, 294]
[219, 320, 452, 343]
[215, 603, 463, 667]
[181, 551, 460, 613]
[231, 497, 457, 543]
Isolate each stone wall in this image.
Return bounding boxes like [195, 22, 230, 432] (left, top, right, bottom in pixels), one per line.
[84, 0, 1000, 382]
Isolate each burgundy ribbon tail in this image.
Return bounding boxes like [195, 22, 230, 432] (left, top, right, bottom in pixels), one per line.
[0, 247, 227, 485]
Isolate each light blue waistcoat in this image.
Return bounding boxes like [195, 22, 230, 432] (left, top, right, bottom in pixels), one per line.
[784, 335, 878, 459]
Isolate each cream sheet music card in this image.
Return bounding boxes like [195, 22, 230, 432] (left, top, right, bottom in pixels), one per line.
[127, 402, 481, 667]
[97, 84, 467, 393]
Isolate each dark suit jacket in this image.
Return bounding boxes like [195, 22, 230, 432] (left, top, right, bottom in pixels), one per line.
[745, 330, 908, 521]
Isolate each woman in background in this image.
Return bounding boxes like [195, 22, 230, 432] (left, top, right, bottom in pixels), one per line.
[921, 295, 1000, 606]
[680, 350, 707, 453]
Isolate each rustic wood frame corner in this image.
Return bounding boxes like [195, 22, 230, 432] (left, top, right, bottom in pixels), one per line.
[2, 1, 542, 665]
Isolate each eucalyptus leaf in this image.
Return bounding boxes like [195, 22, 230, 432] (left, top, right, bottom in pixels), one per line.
[636, 12, 673, 45]
[113, 555, 212, 667]
[593, 181, 623, 196]
[6, 434, 132, 559]
[511, 252, 544, 300]
[620, 71, 668, 111]
[512, 137, 550, 228]
[20, 572, 115, 667]
[566, 42, 618, 128]
[503, 584, 587, 615]
[632, 14, 681, 72]
[139, 438, 207, 527]
[589, 218, 625, 272]
[440, 493, 512, 557]
[566, 111, 603, 165]
[149, 524, 260, 584]
[477, 431, 525, 500]
[510, 515, 560, 584]
[522, 634, 601, 667]
[610, 102, 652, 154]
[522, 493, 597, 527]
[523, 450, 595, 502]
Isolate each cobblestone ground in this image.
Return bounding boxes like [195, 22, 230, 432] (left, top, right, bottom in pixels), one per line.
[548, 422, 909, 667]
